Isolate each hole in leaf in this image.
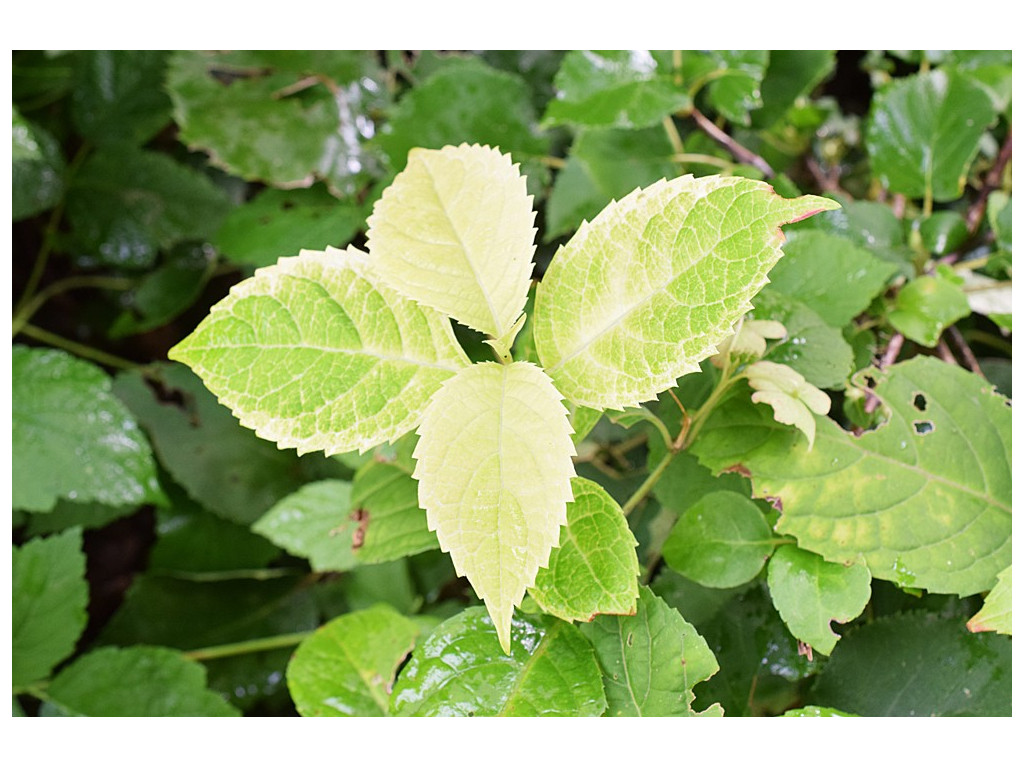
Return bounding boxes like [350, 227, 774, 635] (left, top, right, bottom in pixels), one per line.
[913, 420, 934, 435]
[913, 393, 927, 412]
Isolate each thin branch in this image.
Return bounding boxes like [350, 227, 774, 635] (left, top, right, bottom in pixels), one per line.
[12, 275, 136, 337]
[966, 128, 1012, 235]
[864, 332, 904, 414]
[690, 108, 774, 177]
[18, 324, 139, 370]
[935, 338, 958, 366]
[944, 325, 983, 376]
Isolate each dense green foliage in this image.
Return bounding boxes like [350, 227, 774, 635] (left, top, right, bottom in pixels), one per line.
[12, 50, 1011, 717]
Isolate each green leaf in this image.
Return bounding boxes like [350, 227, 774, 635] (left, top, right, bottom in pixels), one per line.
[967, 565, 1011, 636]
[12, 529, 89, 687]
[169, 246, 470, 456]
[680, 582, 821, 716]
[579, 587, 722, 716]
[414, 362, 576, 653]
[70, 50, 171, 146]
[649, 441, 751, 514]
[889, 274, 971, 347]
[350, 461, 437, 564]
[769, 231, 897, 327]
[663, 490, 773, 588]
[546, 126, 678, 241]
[391, 607, 606, 716]
[752, 289, 854, 390]
[46, 646, 240, 716]
[694, 357, 1011, 597]
[866, 69, 997, 202]
[366, 143, 536, 341]
[781, 705, 856, 717]
[148, 483, 281, 574]
[12, 346, 163, 513]
[542, 50, 690, 130]
[788, 198, 912, 271]
[376, 58, 549, 187]
[23, 500, 135, 537]
[65, 146, 231, 270]
[215, 186, 364, 268]
[750, 51, 835, 129]
[252, 480, 356, 572]
[167, 51, 385, 194]
[109, 243, 214, 338]
[744, 361, 832, 449]
[288, 605, 422, 716]
[810, 613, 1010, 716]
[535, 175, 839, 410]
[530, 477, 640, 622]
[113, 364, 334, 525]
[767, 545, 871, 656]
[919, 211, 969, 255]
[699, 51, 769, 126]
[949, 50, 1012, 113]
[12, 107, 65, 221]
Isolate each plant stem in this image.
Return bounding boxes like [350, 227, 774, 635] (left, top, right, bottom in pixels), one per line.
[691, 108, 774, 177]
[670, 153, 735, 171]
[622, 448, 674, 517]
[12, 275, 136, 336]
[14, 202, 64, 319]
[183, 631, 314, 662]
[17, 324, 139, 370]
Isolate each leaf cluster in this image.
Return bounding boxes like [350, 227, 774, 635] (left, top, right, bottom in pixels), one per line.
[12, 50, 1011, 717]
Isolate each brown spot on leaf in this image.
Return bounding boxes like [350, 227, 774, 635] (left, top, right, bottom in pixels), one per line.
[765, 495, 784, 512]
[351, 507, 369, 550]
[724, 463, 752, 478]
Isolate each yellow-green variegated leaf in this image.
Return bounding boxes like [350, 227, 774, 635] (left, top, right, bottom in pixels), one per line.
[169, 246, 470, 455]
[413, 361, 576, 653]
[366, 143, 536, 343]
[534, 175, 839, 410]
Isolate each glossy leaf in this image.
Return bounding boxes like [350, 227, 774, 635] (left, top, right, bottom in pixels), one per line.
[753, 289, 854, 389]
[167, 51, 384, 194]
[530, 477, 640, 622]
[12, 529, 89, 687]
[350, 461, 437, 564]
[579, 587, 723, 716]
[811, 612, 1010, 716]
[413, 362, 576, 653]
[46, 646, 240, 717]
[694, 357, 1011, 597]
[109, 243, 214, 338]
[750, 50, 835, 129]
[534, 175, 839, 410]
[889, 274, 971, 347]
[376, 57, 549, 185]
[697, 51, 769, 126]
[366, 143, 536, 341]
[542, 50, 689, 130]
[663, 491, 774, 588]
[391, 607, 606, 716]
[12, 108, 64, 221]
[866, 69, 997, 202]
[65, 146, 231, 270]
[967, 565, 1011, 636]
[767, 545, 871, 656]
[12, 346, 163, 513]
[782, 705, 856, 717]
[769, 231, 896, 327]
[169, 246, 470, 456]
[288, 605, 422, 716]
[546, 125, 678, 240]
[70, 50, 171, 146]
[744, 361, 832, 449]
[113, 365, 331, 525]
[252, 480, 357, 572]
[215, 186, 364, 268]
